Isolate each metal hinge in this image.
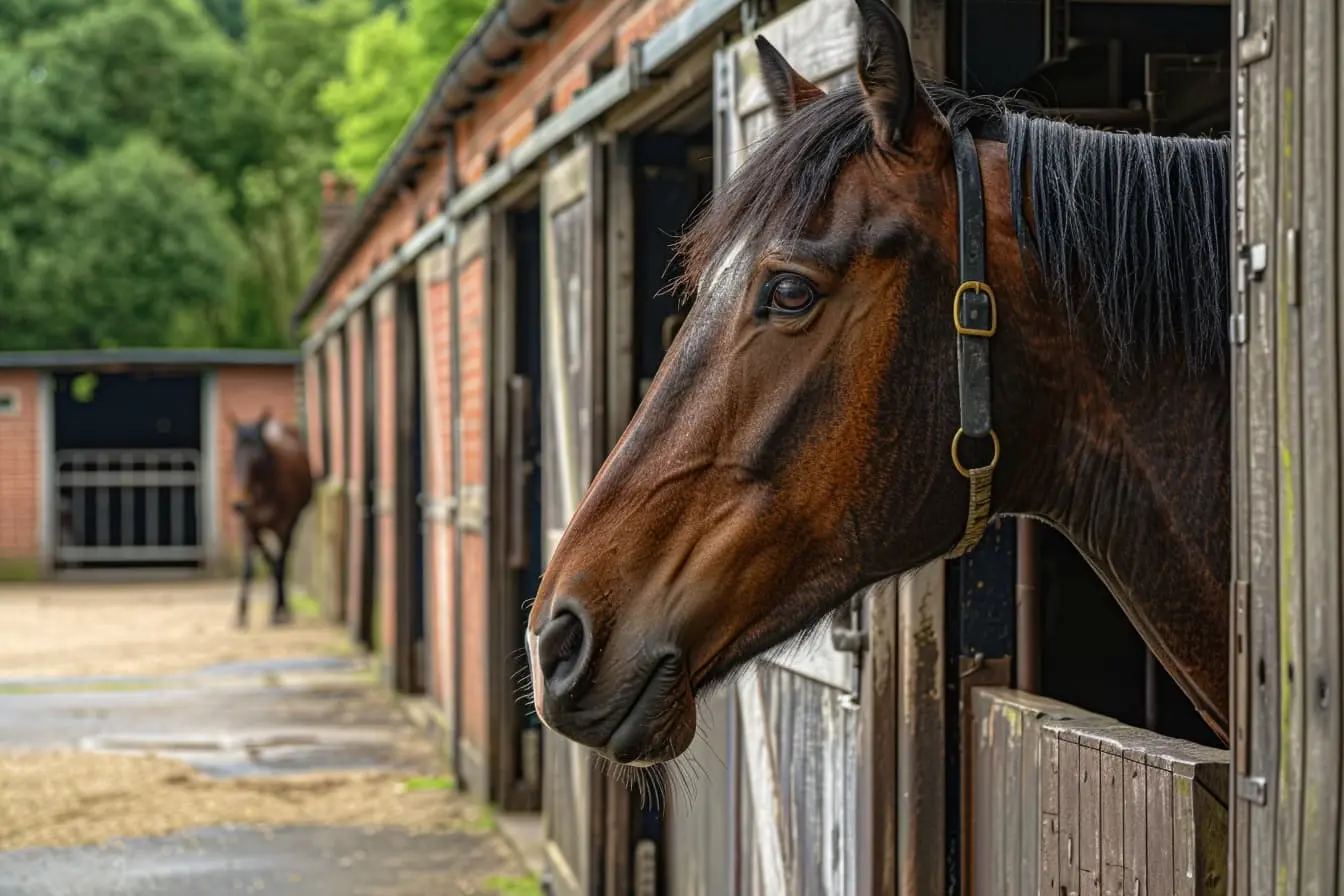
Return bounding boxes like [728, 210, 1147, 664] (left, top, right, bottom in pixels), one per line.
[1236, 775, 1267, 805]
[1237, 18, 1274, 67]
[831, 593, 869, 710]
[1232, 242, 1267, 345]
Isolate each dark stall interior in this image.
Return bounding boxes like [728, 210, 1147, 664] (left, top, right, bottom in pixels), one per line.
[630, 122, 714, 409]
[53, 370, 203, 569]
[504, 199, 546, 807]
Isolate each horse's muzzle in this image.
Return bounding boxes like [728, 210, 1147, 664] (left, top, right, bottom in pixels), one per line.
[531, 600, 692, 764]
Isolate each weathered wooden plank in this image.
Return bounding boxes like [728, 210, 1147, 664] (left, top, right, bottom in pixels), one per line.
[1077, 739, 1102, 895]
[1238, 0, 1283, 890]
[971, 691, 997, 895]
[732, 0, 858, 117]
[1019, 703, 1042, 896]
[1297, 0, 1344, 889]
[1192, 772, 1229, 896]
[1271, 0, 1306, 885]
[967, 690, 1230, 895]
[736, 668, 789, 896]
[1124, 753, 1148, 893]
[897, 561, 946, 896]
[1146, 765, 1177, 896]
[1058, 726, 1082, 895]
[1040, 722, 1062, 896]
[999, 701, 1022, 896]
[1100, 743, 1126, 896]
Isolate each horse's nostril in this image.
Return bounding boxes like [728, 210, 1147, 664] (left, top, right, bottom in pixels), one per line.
[537, 606, 591, 698]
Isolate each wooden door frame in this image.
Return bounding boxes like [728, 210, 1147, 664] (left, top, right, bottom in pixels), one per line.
[487, 193, 545, 813]
[535, 133, 614, 896]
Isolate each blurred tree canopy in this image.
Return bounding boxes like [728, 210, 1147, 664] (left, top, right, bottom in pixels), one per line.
[0, 0, 487, 352]
[319, 0, 488, 188]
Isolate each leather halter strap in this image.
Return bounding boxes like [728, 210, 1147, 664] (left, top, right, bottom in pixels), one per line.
[945, 125, 999, 558]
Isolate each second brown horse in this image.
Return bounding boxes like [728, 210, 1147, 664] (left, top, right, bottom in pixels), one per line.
[229, 409, 313, 628]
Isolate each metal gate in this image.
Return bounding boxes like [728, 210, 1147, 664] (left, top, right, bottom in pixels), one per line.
[54, 449, 204, 566]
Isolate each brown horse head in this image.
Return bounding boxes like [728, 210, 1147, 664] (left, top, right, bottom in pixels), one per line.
[527, 0, 1231, 764]
[229, 408, 276, 515]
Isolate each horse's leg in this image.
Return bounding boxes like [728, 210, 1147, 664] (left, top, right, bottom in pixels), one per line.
[267, 531, 292, 627]
[237, 529, 260, 629]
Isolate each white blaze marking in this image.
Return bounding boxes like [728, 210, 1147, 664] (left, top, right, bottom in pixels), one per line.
[698, 238, 748, 305]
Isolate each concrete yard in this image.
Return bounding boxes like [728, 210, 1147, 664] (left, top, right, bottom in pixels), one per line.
[0, 580, 539, 896]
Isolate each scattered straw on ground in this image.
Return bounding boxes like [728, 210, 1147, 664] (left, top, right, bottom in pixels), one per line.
[0, 750, 491, 851]
[0, 580, 346, 680]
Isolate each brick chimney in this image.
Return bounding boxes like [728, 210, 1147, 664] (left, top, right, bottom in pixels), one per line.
[320, 170, 358, 256]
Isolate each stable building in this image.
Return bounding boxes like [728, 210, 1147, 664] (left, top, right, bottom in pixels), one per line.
[0, 349, 300, 580]
[290, 0, 1285, 893]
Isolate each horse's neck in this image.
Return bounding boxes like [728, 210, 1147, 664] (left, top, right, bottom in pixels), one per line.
[1026, 360, 1231, 740]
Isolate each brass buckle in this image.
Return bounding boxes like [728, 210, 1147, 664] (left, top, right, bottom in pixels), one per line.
[952, 281, 997, 338]
[950, 428, 1000, 478]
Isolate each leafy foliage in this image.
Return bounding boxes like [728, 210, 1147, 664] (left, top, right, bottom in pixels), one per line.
[319, 0, 488, 188]
[199, 0, 245, 38]
[0, 0, 358, 351]
[7, 136, 244, 350]
[1, 0, 493, 352]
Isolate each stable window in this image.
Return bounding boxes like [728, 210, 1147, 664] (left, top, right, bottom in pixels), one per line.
[0, 389, 19, 416]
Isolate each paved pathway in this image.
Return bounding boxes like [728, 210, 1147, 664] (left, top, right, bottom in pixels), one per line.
[0, 580, 537, 896]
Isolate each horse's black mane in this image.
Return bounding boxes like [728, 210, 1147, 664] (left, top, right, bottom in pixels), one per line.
[675, 80, 1230, 375]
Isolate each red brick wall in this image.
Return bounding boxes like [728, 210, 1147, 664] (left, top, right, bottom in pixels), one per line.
[214, 365, 301, 564]
[419, 248, 455, 709]
[310, 0, 702, 328]
[0, 372, 41, 564]
[457, 251, 489, 756]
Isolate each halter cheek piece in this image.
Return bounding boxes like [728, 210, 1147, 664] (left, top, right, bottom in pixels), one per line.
[945, 124, 999, 558]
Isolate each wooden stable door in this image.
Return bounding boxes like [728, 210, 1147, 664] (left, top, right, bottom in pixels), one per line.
[714, 2, 874, 892]
[1230, 0, 1344, 891]
[538, 139, 607, 896]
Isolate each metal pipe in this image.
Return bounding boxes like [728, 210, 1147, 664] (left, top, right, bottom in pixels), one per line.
[445, 127, 465, 789]
[1015, 517, 1040, 692]
[1145, 650, 1159, 730]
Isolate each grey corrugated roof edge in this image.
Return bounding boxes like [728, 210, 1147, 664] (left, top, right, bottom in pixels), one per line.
[0, 349, 303, 369]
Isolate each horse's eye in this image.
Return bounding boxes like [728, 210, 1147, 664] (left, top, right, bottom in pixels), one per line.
[764, 274, 817, 315]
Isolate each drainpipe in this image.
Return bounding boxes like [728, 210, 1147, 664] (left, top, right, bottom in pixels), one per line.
[445, 127, 465, 788]
[1015, 518, 1039, 692]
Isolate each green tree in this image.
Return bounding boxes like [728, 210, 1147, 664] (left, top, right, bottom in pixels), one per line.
[228, 0, 365, 346]
[319, 0, 488, 188]
[199, 0, 245, 39]
[4, 136, 243, 350]
[0, 0, 362, 351]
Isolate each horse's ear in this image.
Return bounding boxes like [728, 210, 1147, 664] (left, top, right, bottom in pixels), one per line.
[756, 36, 825, 122]
[854, 0, 940, 156]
